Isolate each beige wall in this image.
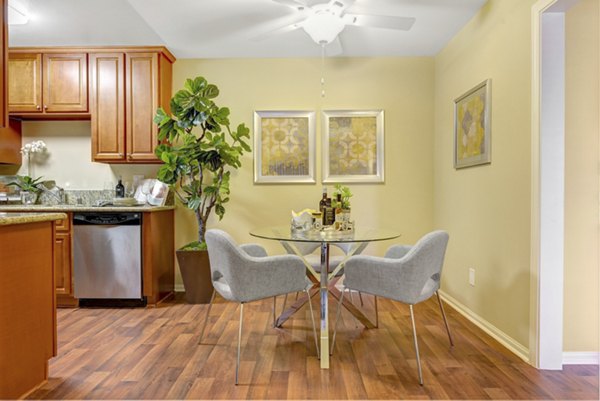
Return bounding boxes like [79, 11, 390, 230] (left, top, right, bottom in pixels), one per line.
[1, 58, 436, 289]
[564, 0, 599, 352]
[433, 0, 536, 348]
[0, 121, 159, 187]
[172, 57, 436, 284]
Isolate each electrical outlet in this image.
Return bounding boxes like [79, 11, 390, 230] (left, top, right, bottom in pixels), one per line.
[469, 268, 475, 286]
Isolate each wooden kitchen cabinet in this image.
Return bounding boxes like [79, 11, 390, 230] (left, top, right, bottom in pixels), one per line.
[8, 50, 88, 117]
[91, 48, 174, 163]
[0, 218, 58, 399]
[53, 213, 74, 305]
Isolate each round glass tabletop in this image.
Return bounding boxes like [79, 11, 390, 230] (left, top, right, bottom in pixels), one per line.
[249, 225, 400, 243]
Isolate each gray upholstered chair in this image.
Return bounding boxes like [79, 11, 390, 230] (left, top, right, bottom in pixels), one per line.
[332, 230, 453, 385]
[201, 229, 319, 385]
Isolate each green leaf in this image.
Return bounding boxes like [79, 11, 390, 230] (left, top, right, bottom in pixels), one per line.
[204, 84, 219, 99]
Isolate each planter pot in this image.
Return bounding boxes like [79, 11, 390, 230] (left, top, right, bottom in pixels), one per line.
[20, 191, 38, 205]
[176, 249, 214, 304]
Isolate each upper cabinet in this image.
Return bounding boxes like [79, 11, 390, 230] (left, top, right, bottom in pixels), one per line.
[5, 46, 175, 164]
[90, 48, 173, 163]
[0, 0, 20, 165]
[8, 51, 88, 116]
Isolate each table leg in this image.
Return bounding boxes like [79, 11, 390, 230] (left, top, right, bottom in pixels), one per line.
[320, 243, 330, 368]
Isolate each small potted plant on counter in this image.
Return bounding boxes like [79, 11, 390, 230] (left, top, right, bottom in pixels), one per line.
[333, 184, 352, 217]
[154, 76, 250, 303]
[8, 175, 44, 205]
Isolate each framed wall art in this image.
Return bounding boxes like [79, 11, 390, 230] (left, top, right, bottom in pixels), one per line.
[454, 79, 492, 169]
[253, 110, 316, 184]
[322, 110, 384, 183]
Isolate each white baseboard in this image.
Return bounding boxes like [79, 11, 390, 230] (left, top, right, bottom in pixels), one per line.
[562, 352, 600, 365]
[174, 284, 185, 292]
[438, 290, 530, 363]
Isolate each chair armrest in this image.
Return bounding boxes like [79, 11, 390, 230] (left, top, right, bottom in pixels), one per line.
[231, 254, 310, 303]
[343, 255, 411, 302]
[384, 244, 412, 259]
[240, 243, 268, 258]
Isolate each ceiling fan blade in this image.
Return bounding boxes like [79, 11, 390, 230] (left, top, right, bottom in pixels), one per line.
[344, 14, 416, 31]
[251, 20, 303, 41]
[273, 0, 307, 9]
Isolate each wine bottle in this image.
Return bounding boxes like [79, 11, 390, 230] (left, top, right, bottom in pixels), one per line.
[319, 187, 328, 213]
[335, 193, 343, 220]
[115, 177, 125, 198]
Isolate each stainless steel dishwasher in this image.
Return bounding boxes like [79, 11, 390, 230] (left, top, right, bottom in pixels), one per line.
[73, 212, 145, 307]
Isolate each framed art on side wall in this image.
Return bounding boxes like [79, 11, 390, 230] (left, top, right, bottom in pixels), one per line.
[322, 110, 384, 183]
[253, 110, 316, 184]
[454, 79, 492, 169]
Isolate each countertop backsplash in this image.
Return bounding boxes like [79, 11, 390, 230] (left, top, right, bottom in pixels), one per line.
[0, 175, 175, 207]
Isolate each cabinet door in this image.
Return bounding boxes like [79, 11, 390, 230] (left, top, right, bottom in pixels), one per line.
[8, 53, 42, 113]
[90, 53, 125, 161]
[43, 53, 88, 113]
[54, 232, 72, 296]
[125, 52, 159, 162]
[0, 0, 7, 128]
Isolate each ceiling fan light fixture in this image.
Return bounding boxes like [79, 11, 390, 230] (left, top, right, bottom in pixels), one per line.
[302, 13, 345, 44]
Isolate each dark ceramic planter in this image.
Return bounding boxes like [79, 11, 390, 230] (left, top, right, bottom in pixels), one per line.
[176, 249, 213, 304]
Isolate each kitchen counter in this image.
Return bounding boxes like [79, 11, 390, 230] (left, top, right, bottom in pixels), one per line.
[0, 204, 175, 213]
[0, 211, 67, 226]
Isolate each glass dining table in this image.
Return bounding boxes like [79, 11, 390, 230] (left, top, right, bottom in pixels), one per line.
[250, 225, 400, 369]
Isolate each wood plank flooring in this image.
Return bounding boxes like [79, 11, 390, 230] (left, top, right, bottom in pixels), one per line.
[28, 293, 598, 399]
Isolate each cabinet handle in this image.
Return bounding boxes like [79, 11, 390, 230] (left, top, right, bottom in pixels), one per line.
[44, 105, 48, 110]
[36, 105, 40, 110]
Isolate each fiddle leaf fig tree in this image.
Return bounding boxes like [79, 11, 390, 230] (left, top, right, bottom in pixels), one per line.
[154, 76, 250, 248]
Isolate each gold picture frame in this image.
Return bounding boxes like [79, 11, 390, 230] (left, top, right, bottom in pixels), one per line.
[253, 110, 316, 184]
[454, 79, 492, 169]
[322, 110, 384, 183]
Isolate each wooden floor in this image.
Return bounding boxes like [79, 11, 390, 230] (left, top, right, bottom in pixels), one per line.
[28, 293, 598, 400]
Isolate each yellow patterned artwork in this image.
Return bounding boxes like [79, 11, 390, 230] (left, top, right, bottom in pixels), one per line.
[329, 117, 377, 175]
[323, 110, 384, 183]
[454, 79, 491, 168]
[254, 111, 315, 183]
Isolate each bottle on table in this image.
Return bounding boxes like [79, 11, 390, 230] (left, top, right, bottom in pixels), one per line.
[334, 193, 343, 220]
[319, 187, 328, 213]
[115, 177, 125, 198]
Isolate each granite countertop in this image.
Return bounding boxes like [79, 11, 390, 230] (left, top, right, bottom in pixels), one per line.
[0, 212, 68, 226]
[0, 204, 175, 213]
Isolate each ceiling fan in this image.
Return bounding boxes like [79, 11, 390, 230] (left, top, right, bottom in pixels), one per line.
[258, 0, 416, 51]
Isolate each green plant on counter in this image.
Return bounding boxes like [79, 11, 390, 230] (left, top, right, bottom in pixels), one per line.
[153, 76, 250, 247]
[7, 175, 44, 194]
[333, 184, 352, 210]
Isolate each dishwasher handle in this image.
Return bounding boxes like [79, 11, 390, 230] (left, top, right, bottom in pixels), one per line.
[73, 213, 141, 226]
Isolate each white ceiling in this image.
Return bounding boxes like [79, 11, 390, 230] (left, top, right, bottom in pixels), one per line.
[8, 0, 487, 59]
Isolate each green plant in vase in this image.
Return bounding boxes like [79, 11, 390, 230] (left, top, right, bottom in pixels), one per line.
[8, 175, 44, 204]
[333, 184, 352, 210]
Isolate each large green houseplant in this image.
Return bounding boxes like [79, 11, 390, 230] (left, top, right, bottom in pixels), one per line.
[154, 76, 250, 302]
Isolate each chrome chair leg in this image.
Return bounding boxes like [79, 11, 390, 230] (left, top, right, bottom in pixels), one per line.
[281, 294, 288, 317]
[272, 296, 277, 327]
[374, 295, 379, 328]
[236, 303, 244, 385]
[358, 291, 364, 306]
[305, 289, 320, 359]
[409, 304, 423, 385]
[198, 290, 216, 344]
[330, 287, 346, 355]
[436, 291, 454, 346]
